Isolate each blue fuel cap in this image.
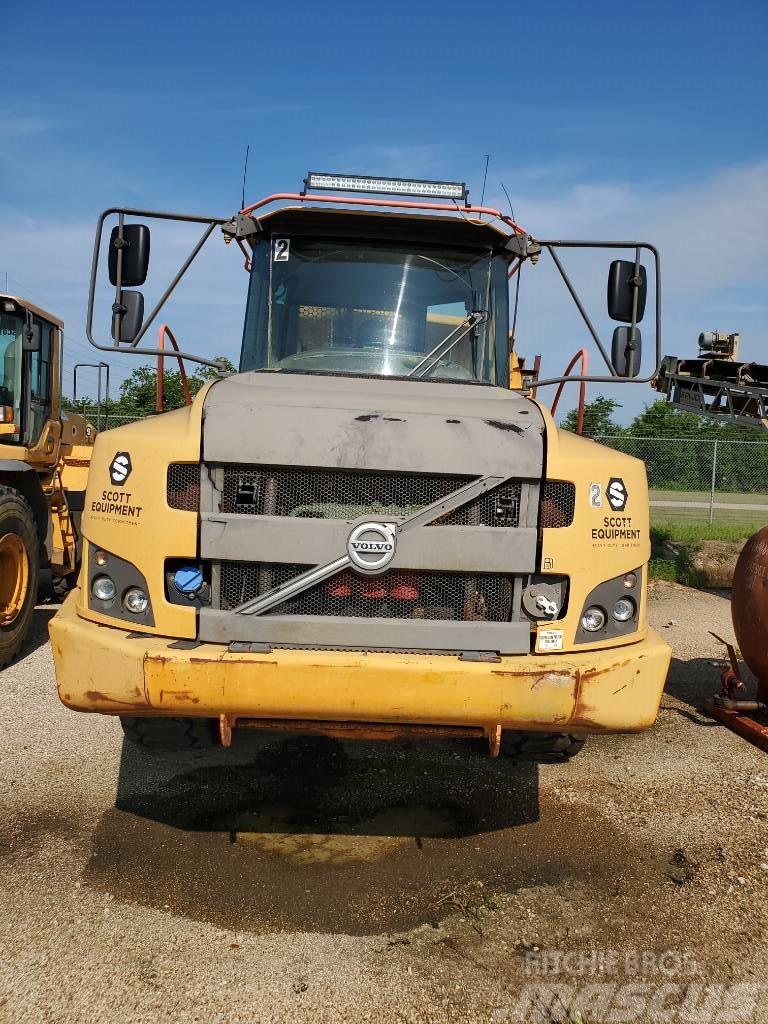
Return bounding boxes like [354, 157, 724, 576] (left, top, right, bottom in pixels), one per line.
[174, 566, 204, 594]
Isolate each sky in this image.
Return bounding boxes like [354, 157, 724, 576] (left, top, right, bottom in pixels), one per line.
[2, 0, 767, 423]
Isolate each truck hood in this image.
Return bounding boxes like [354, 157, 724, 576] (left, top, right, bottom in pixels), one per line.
[202, 371, 544, 478]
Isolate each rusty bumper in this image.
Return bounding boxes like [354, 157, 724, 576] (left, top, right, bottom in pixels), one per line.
[50, 591, 671, 734]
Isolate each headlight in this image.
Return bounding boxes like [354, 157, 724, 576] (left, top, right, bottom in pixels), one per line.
[581, 606, 606, 632]
[123, 587, 149, 615]
[612, 597, 636, 622]
[92, 575, 116, 601]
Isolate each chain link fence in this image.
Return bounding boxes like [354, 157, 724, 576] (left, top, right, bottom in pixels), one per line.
[66, 407, 146, 432]
[596, 435, 768, 527]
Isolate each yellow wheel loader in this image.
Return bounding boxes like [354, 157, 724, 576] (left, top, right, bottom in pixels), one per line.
[50, 173, 671, 759]
[0, 295, 94, 667]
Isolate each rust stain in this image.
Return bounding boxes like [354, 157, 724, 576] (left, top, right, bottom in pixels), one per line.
[185, 656, 278, 666]
[579, 658, 631, 682]
[84, 690, 148, 708]
[160, 690, 200, 703]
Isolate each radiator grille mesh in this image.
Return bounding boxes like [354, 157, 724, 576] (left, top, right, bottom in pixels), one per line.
[167, 463, 200, 511]
[219, 561, 514, 622]
[218, 466, 522, 527]
[540, 481, 575, 528]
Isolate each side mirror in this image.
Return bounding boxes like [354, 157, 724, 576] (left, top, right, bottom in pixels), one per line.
[108, 224, 150, 287]
[22, 322, 41, 352]
[607, 260, 647, 323]
[612, 326, 642, 378]
[112, 291, 144, 343]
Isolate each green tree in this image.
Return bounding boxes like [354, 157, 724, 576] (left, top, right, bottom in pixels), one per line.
[114, 357, 236, 416]
[561, 394, 623, 437]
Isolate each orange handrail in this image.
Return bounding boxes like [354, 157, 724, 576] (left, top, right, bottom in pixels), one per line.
[240, 192, 527, 237]
[549, 349, 588, 434]
[156, 324, 191, 413]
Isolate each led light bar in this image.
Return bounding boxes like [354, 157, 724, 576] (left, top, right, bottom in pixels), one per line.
[305, 172, 467, 201]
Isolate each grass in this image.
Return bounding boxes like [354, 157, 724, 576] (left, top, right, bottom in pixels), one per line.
[652, 522, 755, 545]
[650, 488, 768, 505]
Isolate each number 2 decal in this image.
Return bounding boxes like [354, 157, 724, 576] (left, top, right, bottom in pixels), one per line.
[273, 238, 290, 262]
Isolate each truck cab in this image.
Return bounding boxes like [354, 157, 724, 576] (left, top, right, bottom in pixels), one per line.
[50, 176, 671, 758]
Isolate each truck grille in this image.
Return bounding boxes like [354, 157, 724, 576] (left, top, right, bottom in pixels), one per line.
[217, 465, 522, 527]
[218, 561, 514, 622]
[540, 481, 575, 528]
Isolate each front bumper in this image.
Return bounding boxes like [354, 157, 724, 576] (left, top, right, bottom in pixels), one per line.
[50, 591, 671, 734]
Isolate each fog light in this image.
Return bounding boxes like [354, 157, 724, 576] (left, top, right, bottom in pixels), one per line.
[613, 597, 636, 622]
[94, 549, 108, 566]
[623, 572, 637, 589]
[92, 575, 116, 602]
[123, 587, 149, 615]
[581, 606, 606, 632]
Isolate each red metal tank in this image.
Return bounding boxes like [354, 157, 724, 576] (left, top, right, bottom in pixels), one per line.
[731, 526, 768, 700]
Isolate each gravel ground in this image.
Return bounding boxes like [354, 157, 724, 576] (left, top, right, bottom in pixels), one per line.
[1, 583, 767, 1023]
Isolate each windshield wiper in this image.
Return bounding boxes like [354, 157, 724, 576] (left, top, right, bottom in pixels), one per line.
[408, 310, 489, 379]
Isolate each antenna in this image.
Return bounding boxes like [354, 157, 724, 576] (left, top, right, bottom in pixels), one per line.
[500, 182, 516, 223]
[479, 154, 490, 218]
[240, 144, 250, 212]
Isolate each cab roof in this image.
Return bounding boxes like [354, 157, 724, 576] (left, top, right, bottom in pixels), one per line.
[253, 205, 515, 254]
[0, 294, 63, 329]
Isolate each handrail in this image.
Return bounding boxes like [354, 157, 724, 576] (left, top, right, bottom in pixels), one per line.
[240, 192, 527, 236]
[549, 349, 588, 434]
[156, 324, 191, 414]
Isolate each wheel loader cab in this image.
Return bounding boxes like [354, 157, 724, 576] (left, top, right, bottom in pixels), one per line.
[0, 299, 56, 448]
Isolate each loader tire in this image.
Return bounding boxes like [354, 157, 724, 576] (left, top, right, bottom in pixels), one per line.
[0, 487, 39, 669]
[120, 716, 218, 751]
[500, 731, 586, 763]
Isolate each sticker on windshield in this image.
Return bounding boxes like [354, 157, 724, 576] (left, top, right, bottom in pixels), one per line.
[273, 238, 290, 262]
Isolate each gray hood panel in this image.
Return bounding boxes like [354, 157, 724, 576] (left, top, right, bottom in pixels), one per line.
[202, 372, 544, 477]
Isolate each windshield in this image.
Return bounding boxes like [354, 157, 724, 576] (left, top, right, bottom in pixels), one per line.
[0, 312, 22, 432]
[240, 237, 509, 385]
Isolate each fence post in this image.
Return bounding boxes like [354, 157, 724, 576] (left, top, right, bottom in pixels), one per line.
[709, 439, 719, 524]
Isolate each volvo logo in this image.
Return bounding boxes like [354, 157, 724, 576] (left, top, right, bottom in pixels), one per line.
[347, 522, 397, 575]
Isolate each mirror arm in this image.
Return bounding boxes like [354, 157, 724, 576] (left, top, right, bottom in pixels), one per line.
[128, 222, 217, 349]
[626, 245, 642, 376]
[527, 240, 661, 389]
[86, 207, 229, 369]
[545, 245, 618, 376]
[111, 211, 126, 341]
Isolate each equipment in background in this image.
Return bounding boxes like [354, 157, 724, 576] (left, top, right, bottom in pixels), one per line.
[653, 329, 768, 429]
[0, 294, 95, 668]
[655, 329, 768, 751]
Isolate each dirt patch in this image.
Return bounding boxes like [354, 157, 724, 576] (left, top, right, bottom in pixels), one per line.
[690, 540, 743, 587]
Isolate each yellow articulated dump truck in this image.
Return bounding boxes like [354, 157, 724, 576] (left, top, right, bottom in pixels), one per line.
[50, 172, 671, 758]
[0, 294, 94, 666]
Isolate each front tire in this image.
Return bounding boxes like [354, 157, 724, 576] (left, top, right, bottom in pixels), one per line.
[120, 716, 218, 751]
[0, 487, 39, 669]
[500, 731, 586, 763]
